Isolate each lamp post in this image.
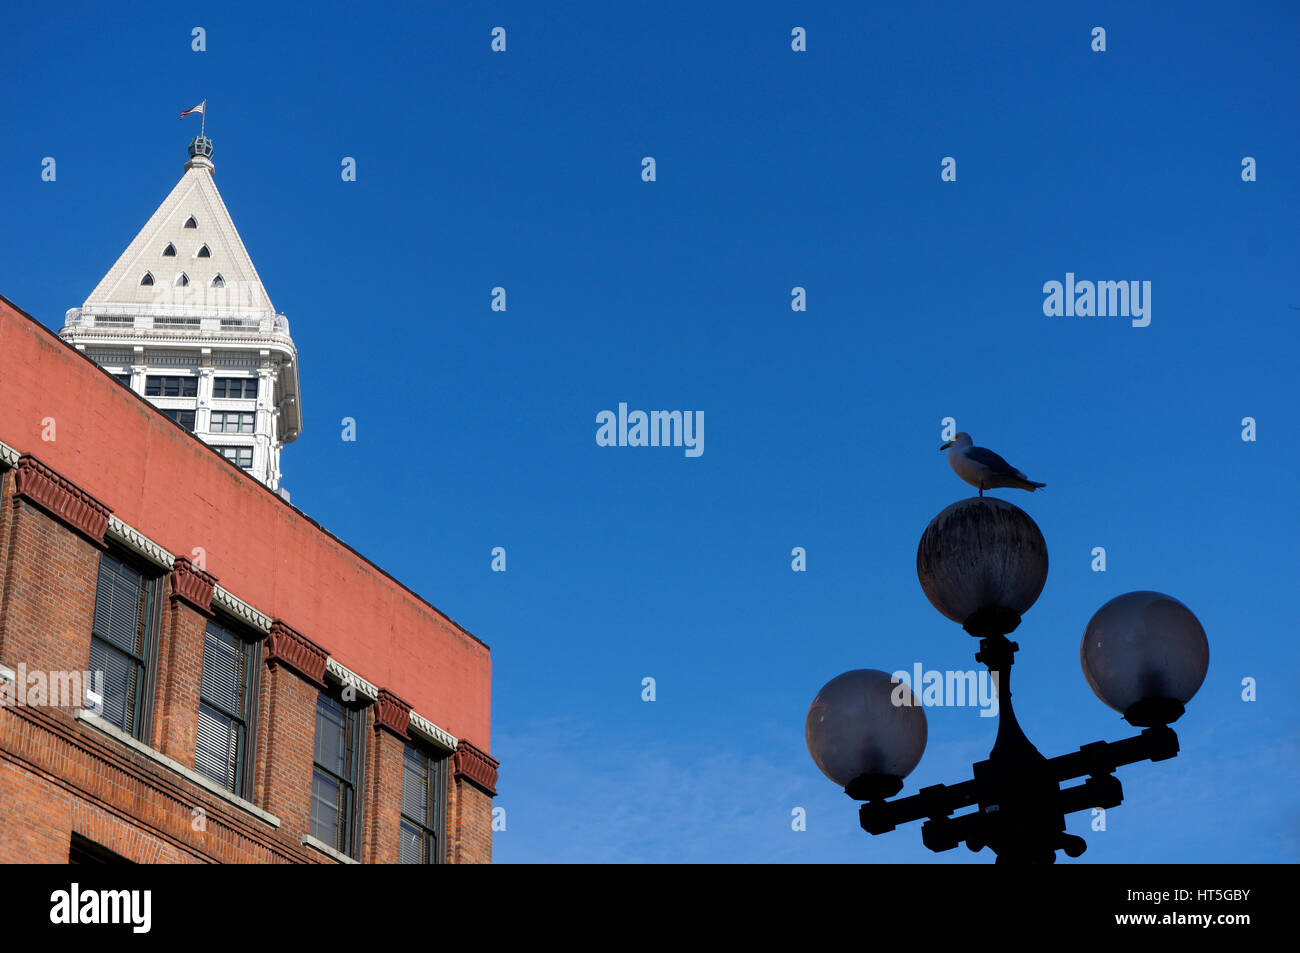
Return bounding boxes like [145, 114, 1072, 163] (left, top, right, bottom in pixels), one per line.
[805, 497, 1209, 863]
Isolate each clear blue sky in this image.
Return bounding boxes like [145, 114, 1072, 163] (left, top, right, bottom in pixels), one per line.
[3, 1, 1297, 863]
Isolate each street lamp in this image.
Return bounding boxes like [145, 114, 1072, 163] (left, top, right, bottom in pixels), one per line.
[806, 497, 1209, 863]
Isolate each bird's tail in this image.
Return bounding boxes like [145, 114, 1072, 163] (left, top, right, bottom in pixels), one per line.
[1014, 478, 1047, 491]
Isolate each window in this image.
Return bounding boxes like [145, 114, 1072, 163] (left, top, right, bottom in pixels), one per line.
[197, 244, 211, 258]
[70, 834, 133, 864]
[140, 272, 154, 286]
[163, 243, 176, 257]
[161, 408, 196, 432]
[88, 552, 159, 739]
[195, 619, 259, 796]
[176, 273, 190, 287]
[145, 375, 198, 397]
[400, 745, 446, 864]
[212, 377, 258, 399]
[211, 274, 225, 288]
[210, 411, 254, 434]
[112, 373, 132, 388]
[312, 694, 364, 856]
[184, 216, 198, 228]
[214, 446, 253, 469]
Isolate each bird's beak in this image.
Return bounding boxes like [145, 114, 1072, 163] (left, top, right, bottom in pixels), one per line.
[940, 441, 953, 451]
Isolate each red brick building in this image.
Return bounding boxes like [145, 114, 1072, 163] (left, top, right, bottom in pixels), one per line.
[0, 293, 497, 863]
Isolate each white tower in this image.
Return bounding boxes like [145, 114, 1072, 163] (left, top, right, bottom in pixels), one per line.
[60, 136, 302, 492]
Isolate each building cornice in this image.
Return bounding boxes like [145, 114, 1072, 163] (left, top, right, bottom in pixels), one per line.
[13, 454, 110, 543]
[409, 710, 458, 753]
[325, 657, 379, 702]
[106, 514, 175, 570]
[212, 585, 272, 634]
[0, 440, 18, 469]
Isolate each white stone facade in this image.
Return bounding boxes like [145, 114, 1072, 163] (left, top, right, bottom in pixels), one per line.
[59, 138, 302, 491]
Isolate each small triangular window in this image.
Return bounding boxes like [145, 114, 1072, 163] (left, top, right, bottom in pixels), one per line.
[177, 273, 190, 287]
[184, 216, 198, 228]
[140, 272, 154, 286]
[197, 244, 211, 258]
[163, 243, 176, 256]
[211, 274, 225, 288]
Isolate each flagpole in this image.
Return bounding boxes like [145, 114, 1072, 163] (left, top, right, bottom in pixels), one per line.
[200, 101, 206, 140]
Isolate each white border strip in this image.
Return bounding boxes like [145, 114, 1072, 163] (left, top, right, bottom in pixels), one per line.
[325, 657, 379, 702]
[0, 440, 19, 469]
[301, 834, 358, 864]
[212, 585, 272, 634]
[75, 710, 281, 828]
[106, 515, 175, 570]
[408, 710, 458, 752]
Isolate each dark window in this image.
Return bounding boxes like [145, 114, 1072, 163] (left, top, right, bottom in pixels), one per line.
[163, 243, 176, 257]
[69, 834, 133, 864]
[140, 272, 154, 286]
[197, 244, 211, 258]
[177, 273, 190, 287]
[112, 373, 132, 388]
[212, 377, 258, 399]
[400, 745, 446, 864]
[214, 446, 253, 469]
[312, 694, 364, 856]
[211, 274, 225, 288]
[161, 408, 196, 432]
[195, 620, 259, 795]
[89, 552, 159, 739]
[184, 216, 198, 228]
[144, 376, 198, 398]
[210, 411, 254, 434]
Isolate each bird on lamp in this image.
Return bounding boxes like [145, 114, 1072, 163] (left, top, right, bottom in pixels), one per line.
[940, 432, 1046, 497]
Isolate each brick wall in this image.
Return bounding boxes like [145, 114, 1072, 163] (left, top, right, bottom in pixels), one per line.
[0, 452, 496, 864]
[0, 495, 101, 677]
[450, 777, 495, 864]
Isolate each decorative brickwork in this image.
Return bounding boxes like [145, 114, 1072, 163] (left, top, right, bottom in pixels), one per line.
[13, 454, 110, 543]
[265, 620, 328, 689]
[169, 554, 217, 616]
[453, 738, 500, 796]
[374, 689, 412, 739]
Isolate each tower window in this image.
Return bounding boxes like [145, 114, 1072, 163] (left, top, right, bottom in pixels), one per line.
[197, 244, 211, 258]
[140, 272, 154, 286]
[211, 274, 225, 287]
[163, 243, 176, 257]
[184, 216, 198, 228]
[145, 375, 198, 398]
[214, 446, 254, 470]
[177, 273, 190, 287]
[211, 411, 255, 434]
[212, 377, 259, 399]
[161, 409, 196, 432]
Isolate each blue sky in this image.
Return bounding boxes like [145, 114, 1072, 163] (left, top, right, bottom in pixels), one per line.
[3, 1, 1297, 863]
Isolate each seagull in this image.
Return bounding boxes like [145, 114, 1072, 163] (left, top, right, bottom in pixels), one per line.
[940, 432, 1046, 497]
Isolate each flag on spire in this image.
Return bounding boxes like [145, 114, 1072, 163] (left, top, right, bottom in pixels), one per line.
[179, 101, 206, 120]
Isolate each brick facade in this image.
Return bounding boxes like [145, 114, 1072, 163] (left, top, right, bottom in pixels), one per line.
[0, 296, 498, 865]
